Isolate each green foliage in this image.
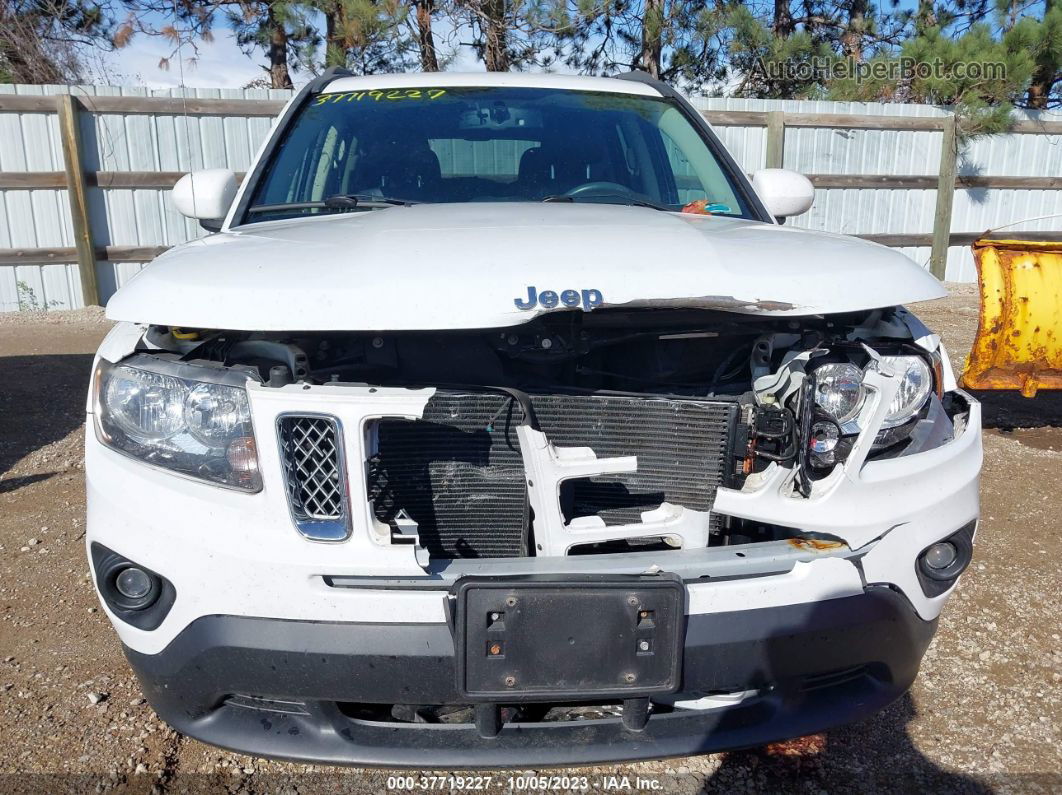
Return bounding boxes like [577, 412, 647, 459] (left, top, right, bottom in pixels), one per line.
[552, 0, 729, 90]
[825, 24, 1038, 135]
[725, 6, 834, 99]
[1004, 0, 1061, 107]
[227, 1, 317, 83]
[722, 0, 1057, 127]
[313, 0, 414, 74]
[16, 280, 61, 311]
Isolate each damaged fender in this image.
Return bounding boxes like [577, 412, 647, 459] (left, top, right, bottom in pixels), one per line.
[714, 363, 982, 621]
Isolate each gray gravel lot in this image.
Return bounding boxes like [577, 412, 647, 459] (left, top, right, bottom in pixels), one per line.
[0, 286, 1059, 793]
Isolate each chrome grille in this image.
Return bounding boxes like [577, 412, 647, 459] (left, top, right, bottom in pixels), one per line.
[278, 415, 349, 540]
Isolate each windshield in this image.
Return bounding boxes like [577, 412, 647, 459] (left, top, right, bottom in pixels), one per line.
[243, 87, 758, 222]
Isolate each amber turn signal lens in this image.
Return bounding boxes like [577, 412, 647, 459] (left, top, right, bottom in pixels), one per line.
[226, 436, 259, 488]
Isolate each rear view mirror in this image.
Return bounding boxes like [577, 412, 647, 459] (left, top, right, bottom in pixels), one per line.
[751, 168, 815, 220]
[172, 169, 238, 231]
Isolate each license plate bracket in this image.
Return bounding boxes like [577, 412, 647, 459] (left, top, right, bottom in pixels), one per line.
[452, 575, 685, 701]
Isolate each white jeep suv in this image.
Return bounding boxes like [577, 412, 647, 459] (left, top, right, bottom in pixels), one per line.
[86, 69, 981, 766]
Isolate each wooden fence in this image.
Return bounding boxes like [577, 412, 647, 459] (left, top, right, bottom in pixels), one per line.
[1, 91, 1060, 305]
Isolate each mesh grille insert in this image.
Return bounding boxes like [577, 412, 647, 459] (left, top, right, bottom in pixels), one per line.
[279, 416, 344, 520]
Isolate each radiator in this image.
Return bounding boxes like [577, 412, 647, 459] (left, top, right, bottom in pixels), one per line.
[369, 391, 737, 559]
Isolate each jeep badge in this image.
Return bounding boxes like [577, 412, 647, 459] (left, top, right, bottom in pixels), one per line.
[514, 286, 603, 312]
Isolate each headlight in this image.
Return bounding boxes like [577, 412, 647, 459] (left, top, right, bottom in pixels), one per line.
[806, 353, 937, 470]
[879, 355, 933, 428]
[812, 363, 865, 424]
[105, 368, 187, 440]
[94, 357, 261, 491]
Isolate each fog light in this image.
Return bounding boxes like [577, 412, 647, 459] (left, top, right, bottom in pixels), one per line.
[91, 543, 174, 630]
[115, 567, 153, 600]
[924, 542, 957, 570]
[916, 523, 975, 596]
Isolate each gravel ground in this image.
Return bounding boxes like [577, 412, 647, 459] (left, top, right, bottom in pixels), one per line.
[1, 287, 1060, 793]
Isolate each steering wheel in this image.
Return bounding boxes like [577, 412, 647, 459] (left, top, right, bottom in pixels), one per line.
[562, 181, 636, 198]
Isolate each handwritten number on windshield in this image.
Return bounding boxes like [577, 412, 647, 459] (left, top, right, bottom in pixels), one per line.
[313, 89, 447, 105]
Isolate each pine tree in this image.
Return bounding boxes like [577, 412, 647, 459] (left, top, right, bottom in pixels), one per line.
[410, 0, 440, 70]
[1006, 0, 1061, 108]
[313, 0, 414, 74]
[455, 0, 557, 71]
[824, 25, 1038, 134]
[725, 4, 833, 98]
[552, 0, 727, 90]
[227, 1, 317, 87]
[1, 0, 112, 82]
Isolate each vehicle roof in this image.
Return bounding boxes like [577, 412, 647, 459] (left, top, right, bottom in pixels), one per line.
[322, 71, 662, 97]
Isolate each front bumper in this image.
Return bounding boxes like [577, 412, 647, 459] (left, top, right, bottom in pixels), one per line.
[125, 586, 935, 768]
[86, 365, 980, 764]
[85, 393, 981, 656]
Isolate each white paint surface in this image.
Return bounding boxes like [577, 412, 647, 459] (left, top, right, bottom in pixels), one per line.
[106, 202, 945, 330]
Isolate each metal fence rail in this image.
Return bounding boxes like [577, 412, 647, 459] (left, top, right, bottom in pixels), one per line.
[0, 84, 288, 312]
[1, 84, 1060, 311]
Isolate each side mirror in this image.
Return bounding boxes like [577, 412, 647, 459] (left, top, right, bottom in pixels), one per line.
[751, 168, 815, 220]
[172, 169, 238, 231]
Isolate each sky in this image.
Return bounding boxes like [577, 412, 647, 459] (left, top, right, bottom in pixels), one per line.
[97, 31, 265, 88]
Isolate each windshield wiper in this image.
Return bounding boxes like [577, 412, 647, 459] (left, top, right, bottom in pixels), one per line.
[247, 194, 416, 216]
[542, 193, 672, 212]
[322, 193, 416, 208]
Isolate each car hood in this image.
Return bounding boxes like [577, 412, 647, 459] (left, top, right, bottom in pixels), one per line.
[106, 203, 946, 331]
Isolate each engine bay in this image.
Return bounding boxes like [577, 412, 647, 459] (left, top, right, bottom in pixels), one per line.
[147, 306, 936, 393]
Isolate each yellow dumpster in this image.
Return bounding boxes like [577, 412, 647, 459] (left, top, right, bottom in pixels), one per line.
[960, 233, 1062, 398]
